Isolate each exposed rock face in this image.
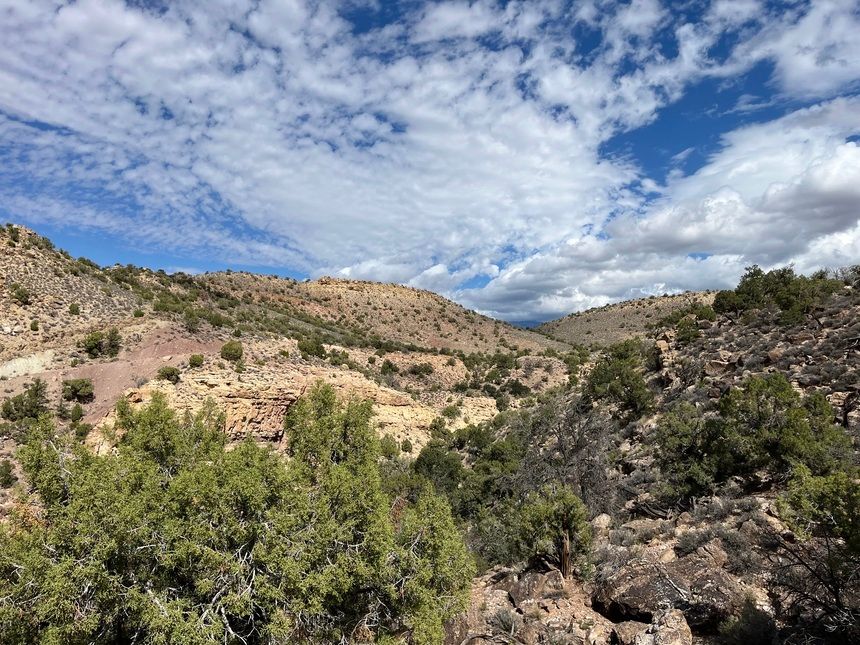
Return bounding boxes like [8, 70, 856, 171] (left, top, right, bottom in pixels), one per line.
[94, 360, 444, 453]
[446, 566, 614, 644]
[633, 610, 692, 645]
[594, 552, 742, 629]
[446, 566, 696, 645]
[659, 287, 860, 435]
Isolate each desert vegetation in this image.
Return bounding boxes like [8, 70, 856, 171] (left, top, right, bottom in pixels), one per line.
[1, 227, 858, 645]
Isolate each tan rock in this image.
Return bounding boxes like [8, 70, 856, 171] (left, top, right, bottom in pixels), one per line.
[633, 609, 692, 645]
[614, 620, 650, 645]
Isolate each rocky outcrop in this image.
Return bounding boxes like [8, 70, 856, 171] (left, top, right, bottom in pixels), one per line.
[446, 566, 614, 644]
[632, 610, 692, 645]
[446, 566, 696, 645]
[659, 287, 860, 435]
[594, 550, 742, 629]
[94, 360, 441, 453]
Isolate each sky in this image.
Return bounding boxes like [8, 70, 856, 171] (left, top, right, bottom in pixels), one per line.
[1, 1, 859, 323]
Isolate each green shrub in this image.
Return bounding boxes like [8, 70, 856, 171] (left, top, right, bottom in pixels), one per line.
[414, 440, 464, 498]
[68, 303, 80, 315]
[62, 378, 94, 403]
[380, 434, 400, 459]
[441, 404, 460, 419]
[81, 331, 104, 357]
[401, 438, 413, 453]
[29, 320, 39, 332]
[9, 283, 30, 306]
[409, 362, 434, 377]
[182, 309, 199, 332]
[713, 265, 842, 324]
[156, 366, 181, 384]
[105, 328, 122, 356]
[1, 379, 48, 423]
[771, 465, 860, 639]
[0, 459, 16, 488]
[219, 340, 243, 362]
[515, 484, 591, 578]
[779, 466, 860, 553]
[505, 379, 531, 397]
[1, 388, 473, 643]
[6, 224, 19, 243]
[713, 290, 743, 314]
[81, 328, 122, 358]
[297, 336, 326, 359]
[133, 309, 144, 318]
[69, 404, 84, 423]
[656, 374, 853, 500]
[380, 359, 399, 375]
[675, 316, 699, 344]
[584, 342, 652, 417]
[73, 421, 92, 441]
[188, 354, 204, 368]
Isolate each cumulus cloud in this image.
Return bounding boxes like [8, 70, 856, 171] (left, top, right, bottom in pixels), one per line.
[463, 97, 860, 320]
[0, 0, 858, 322]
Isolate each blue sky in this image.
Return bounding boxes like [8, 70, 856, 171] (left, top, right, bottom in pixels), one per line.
[1, 1, 859, 322]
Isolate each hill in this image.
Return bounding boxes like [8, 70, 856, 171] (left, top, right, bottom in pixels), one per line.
[0, 223, 572, 464]
[538, 291, 716, 346]
[197, 272, 565, 354]
[2, 222, 859, 644]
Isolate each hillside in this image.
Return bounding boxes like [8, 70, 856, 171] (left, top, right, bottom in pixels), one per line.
[538, 291, 716, 346]
[1, 223, 858, 645]
[0, 223, 571, 466]
[198, 272, 564, 354]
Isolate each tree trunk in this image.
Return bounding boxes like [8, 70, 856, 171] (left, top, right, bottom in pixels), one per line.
[560, 530, 571, 579]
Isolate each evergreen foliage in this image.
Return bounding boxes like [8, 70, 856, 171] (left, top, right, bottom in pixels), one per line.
[297, 336, 326, 359]
[1, 379, 49, 425]
[656, 374, 852, 500]
[81, 328, 122, 358]
[712, 265, 842, 324]
[583, 339, 653, 418]
[0, 385, 472, 643]
[219, 340, 243, 362]
[9, 283, 30, 306]
[62, 379, 94, 403]
[156, 366, 181, 384]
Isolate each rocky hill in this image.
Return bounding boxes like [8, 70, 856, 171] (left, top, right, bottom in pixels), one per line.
[199, 272, 564, 354]
[538, 291, 716, 347]
[436, 266, 860, 644]
[0, 223, 570, 482]
[1, 223, 858, 645]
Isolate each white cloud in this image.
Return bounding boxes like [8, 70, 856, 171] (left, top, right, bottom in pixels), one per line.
[413, 1, 500, 42]
[727, 0, 860, 99]
[462, 97, 860, 320]
[0, 0, 858, 322]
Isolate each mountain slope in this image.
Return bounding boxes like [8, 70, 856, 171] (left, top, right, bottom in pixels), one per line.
[0, 223, 572, 461]
[538, 291, 716, 346]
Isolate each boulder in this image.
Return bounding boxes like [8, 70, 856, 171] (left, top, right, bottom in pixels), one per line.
[509, 569, 565, 608]
[614, 620, 650, 644]
[594, 552, 741, 629]
[633, 609, 692, 645]
[447, 566, 615, 644]
[703, 360, 729, 376]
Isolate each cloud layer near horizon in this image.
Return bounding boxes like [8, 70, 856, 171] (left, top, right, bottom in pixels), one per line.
[0, 0, 859, 321]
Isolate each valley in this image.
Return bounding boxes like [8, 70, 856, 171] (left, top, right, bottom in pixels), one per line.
[1, 223, 858, 644]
